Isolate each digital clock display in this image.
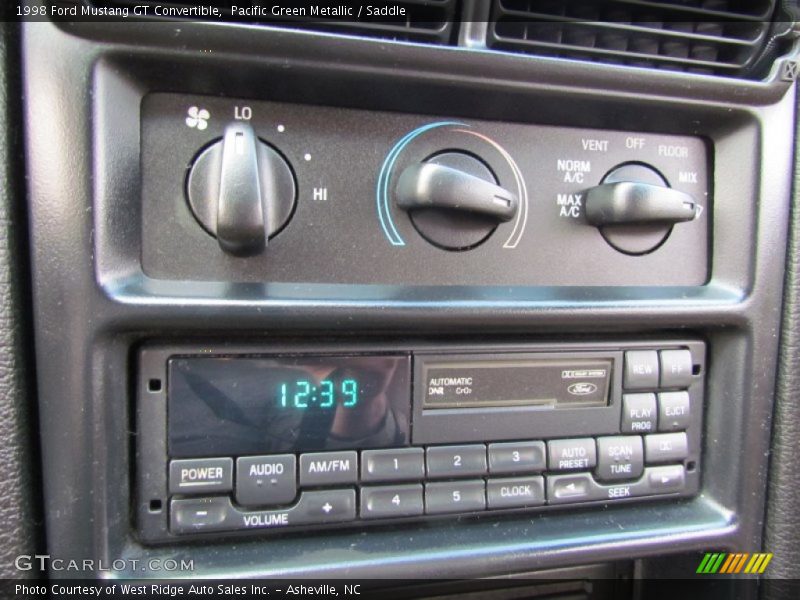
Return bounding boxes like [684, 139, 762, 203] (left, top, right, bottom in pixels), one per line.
[168, 354, 410, 457]
[279, 379, 359, 409]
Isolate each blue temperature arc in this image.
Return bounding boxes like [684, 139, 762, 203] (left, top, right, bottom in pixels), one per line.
[376, 121, 467, 246]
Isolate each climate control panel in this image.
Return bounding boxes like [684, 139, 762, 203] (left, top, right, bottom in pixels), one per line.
[140, 94, 710, 286]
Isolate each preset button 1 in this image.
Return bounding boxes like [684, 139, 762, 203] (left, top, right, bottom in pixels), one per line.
[361, 448, 424, 483]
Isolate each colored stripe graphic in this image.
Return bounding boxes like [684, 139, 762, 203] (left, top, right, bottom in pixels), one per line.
[696, 553, 713, 574]
[733, 553, 750, 573]
[744, 554, 760, 573]
[719, 554, 736, 574]
[697, 552, 772, 574]
[758, 554, 773, 573]
[710, 553, 726, 573]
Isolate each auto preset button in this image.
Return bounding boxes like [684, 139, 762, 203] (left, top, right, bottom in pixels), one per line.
[548, 438, 597, 471]
[595, 436, 644, 481]
[488, 441, 546, 474]
[361, 448, 424, 483]
[235, 455, 296, 507]
[486, 476, 545, 509]
[621, 393, 657, 434]
[169, 458, 233, 495]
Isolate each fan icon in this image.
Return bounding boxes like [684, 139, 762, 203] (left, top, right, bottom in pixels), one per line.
[185, 106, 210, 130]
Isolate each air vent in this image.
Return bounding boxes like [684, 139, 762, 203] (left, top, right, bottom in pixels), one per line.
[488, 0, 782, 77]
[88, 1, 458, 44]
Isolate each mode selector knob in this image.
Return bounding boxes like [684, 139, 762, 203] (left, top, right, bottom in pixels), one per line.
[585, 163, 699, 255]
[395, 152, 518, 251]
[186, 122, 296, 257]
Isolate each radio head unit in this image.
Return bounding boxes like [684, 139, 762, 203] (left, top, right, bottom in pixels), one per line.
[137, 340, 704, 543]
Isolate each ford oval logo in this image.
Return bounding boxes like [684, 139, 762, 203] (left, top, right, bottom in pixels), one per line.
[568, 382, 597, 396]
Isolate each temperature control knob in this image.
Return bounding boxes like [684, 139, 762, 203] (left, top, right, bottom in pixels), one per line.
[186, 122, 296, 257]
[395, 152, 518, 251]
[585, 163, 698, 255]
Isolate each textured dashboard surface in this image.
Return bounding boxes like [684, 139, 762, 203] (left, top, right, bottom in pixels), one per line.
[0, 22, 39, 580]
[764, 87, 800, 584]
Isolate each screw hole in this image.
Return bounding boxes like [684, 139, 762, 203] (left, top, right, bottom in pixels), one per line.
[149, 499, 162, 513]
[686, 461, 696, 472]
[692, 364, 702, 376]
[148, 378, 162, 393]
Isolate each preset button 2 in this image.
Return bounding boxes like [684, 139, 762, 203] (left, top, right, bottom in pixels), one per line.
[426, 445, 487, 478]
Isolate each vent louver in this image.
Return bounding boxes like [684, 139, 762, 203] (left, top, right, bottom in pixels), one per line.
[88, 1, 457, 44]
[487, 0, 781, 77]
